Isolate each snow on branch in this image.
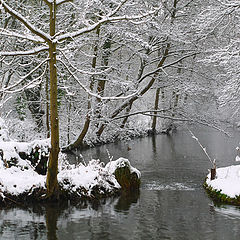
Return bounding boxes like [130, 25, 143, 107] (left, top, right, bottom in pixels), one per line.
[43, 0, 73, 5]
[60, 59, 138, 101]
[137, 52, 199, 84]
[0, 28, 44, 43]
[0, 59, 49, 93]
[0, 46, 49, 57]
[58, 50, 111, 76]
[55, 9, 157, 43]
[108, 0, 128, 17]
[0, 0, 50, 42]
[216, 0, 240, 7]
[188, 128, 215, 168]
[1, 66, 47, 94]
[111, 110, 190, 122]
[56, 0, 73, 5]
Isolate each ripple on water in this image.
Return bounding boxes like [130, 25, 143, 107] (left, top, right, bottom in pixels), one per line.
[213, 204, 240, 220]
[143, 181, 196, 191]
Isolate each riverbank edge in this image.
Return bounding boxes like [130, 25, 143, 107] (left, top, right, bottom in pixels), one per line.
[203, 180, 240, 206]
[0, 158, 141, 208]
[0, 185, 121, 208]
[61, 128, 171, 153]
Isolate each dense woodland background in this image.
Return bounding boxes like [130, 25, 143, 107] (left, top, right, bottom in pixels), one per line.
[0, 0, 239, 147]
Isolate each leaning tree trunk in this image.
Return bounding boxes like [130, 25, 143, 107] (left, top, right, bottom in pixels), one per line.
[46, 1, 60, 200]
[64, 27, 100, 150]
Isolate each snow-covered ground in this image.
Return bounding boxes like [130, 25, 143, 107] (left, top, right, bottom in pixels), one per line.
[206, 165, 240, 199]
[0, 154, 140, 200]
[0, 117, 141, 202]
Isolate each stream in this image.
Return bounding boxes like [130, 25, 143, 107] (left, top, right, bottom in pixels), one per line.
[1, 127, 240, 239]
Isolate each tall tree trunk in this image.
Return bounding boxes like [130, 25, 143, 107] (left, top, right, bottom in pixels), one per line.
[120, 101, 133, 129]
[95, 34, 112, 128]
[67, 100, 71, 145]
[151, 87, 160, 132]
[46, 1, 60, 199]
[171, 90, 179, 117]
[46, 69, 50, 138]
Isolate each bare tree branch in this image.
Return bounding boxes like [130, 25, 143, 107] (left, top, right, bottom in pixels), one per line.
[60, 59, 138, 101]
[108, 0, 128, 17]
[0, 46, 49, 56]
[0, 58, 49, 92]
[0, 0, 51, 42]
[55, 10, 156, 43]
[0, 28, 44, 43]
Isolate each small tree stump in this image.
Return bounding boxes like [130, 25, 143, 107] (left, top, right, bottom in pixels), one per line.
[211, 164, 216, 180]
[114, 163, 140, 193]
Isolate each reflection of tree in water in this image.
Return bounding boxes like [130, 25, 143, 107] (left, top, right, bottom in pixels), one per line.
[0, 194, 140, 239]
[114, 192, 140, 212]
[45, 204, 59, 240]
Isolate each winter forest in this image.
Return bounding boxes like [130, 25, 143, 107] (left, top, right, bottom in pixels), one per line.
[1, 0, 240, 239]
[1, 0, 238, 147]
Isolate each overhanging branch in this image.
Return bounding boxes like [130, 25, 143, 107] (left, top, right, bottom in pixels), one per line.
[55, 10, 156, 42]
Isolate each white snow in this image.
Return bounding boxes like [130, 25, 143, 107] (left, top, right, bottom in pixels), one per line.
[0, 128, 140, 199]
[236, 155, 240, 162]
[0, 167, 45, 195]
[206, 165, 240, 198]
[0, 138, 50, 169]
[58, 158, 121, 196]
[0, 154, 140, 199]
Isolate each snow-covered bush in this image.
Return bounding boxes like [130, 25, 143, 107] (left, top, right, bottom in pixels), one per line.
[0, 118, 10, 142]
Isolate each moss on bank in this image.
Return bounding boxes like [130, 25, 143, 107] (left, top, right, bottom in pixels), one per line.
[203, 181, 240, 206]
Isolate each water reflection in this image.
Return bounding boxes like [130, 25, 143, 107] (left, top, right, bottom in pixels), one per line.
[114, 192, 140, 212]
[213, 204, 240, 219]
[45, 204, 59, 240]
[0, 193, 140, 240]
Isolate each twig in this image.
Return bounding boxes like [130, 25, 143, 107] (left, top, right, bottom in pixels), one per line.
[188, 128, 216, 168]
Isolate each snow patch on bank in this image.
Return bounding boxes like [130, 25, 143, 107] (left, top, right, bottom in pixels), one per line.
[58, 156, 121, 195]
[0, 154, 141, 199]
[206, 165, 240, 198]
[0, 138, 50, 162]
[0, 167, 45, 196]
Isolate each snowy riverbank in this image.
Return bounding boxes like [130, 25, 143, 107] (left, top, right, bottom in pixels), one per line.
[204, 165, 240, 205]
[0, 153, 141, 205]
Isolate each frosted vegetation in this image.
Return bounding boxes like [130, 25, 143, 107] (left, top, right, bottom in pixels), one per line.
[1, 0, 237, 146]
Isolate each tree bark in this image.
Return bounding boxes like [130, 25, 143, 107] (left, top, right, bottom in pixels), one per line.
[46, 0, 60, 200]
[46, 69, 50, 138]
[95, 34, 112, 124]
[151, 87, 160, 132]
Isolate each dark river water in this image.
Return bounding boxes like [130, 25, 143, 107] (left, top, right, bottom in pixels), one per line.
[1, 127, 240, 240]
